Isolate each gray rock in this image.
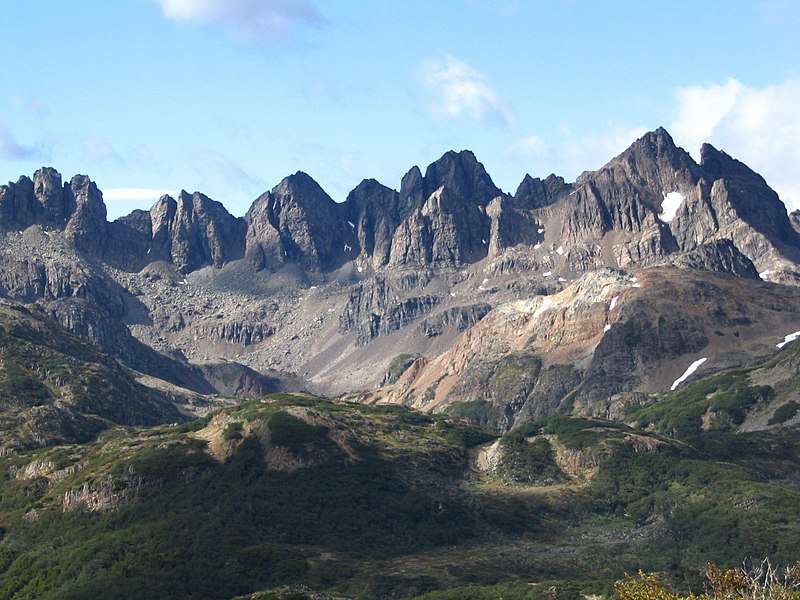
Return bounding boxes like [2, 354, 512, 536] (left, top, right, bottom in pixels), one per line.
[245, 172, 357, 272]
[339, 276, 439, 345]
[342, 179, 401, 268]
[64, 174, 108, 253]
[663, 239, 759, 278]
[387, 150, 500, 266]
[146, 191, 245, 274]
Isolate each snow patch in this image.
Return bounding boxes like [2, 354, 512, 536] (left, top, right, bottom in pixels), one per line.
[537, 228, 545, 234]
[777, 331, 800, 349]
[556, 245, 564, 255]
[632, 283, 641, 288]
[533, 242, 541, 249]
[760, 270, 771, 280]
[357, 266, 363, 273]
[543, 271, 552, 277]
[533, 298, 553, 318]
[450, 292, 456, 297]
[609, 296, 619, 311]
[659, 191, 685, 223]
[670, 358, 708, 391]
[343, 243, 352, 252]
[558, 277, 567, 283]
[603, 324, 611, 333]
[482, 278, 489, 285]
[348, 221, 355, 228]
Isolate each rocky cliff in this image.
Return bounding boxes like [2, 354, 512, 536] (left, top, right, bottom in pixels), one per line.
[246, 172, 357, 272]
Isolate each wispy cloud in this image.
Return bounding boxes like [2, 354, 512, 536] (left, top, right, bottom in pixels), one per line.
[0, 124, 38, 160]
[670, 77, 800, 211]
[152, 0, 324, 41]
[419, 56, 514, 126]
[511, 134, 550, 157]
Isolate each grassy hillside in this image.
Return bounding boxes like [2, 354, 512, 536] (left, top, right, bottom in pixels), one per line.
[0, 392, 798, 599]
[0, 301, 185, 452]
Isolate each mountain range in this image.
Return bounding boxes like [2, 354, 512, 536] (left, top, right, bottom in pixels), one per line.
[1, 127, 800, 598]
[1, 127, 799, 436]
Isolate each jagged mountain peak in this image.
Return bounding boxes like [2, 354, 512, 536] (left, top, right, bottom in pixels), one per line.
[271, 170, 335, 206]
[700, 142, 767, 186]
[5, 126, 799, 280]
[422, 148, 501, 206]
[245, 170, 356, 272]
[513, 173, 569, 209]
[174, 189, 235, 219]
[589, 126, 701, 193]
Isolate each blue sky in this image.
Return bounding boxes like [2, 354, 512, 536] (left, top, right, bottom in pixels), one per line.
[2, 1, 799, 220]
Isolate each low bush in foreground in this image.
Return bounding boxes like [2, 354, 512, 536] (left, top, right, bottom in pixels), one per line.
[617, 561, 800, 600]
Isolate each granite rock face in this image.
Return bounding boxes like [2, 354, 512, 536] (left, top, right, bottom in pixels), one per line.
[681, 143, 800, 266]
[338, 276, 439, 345]
[343, 179, 401, 268]
[662, 239, 759, 279]
[246, 172, 357, 272]
[791, 210, 800, 235]
[0, 169, 108, 250]
[63, 175, 109, 253]
[150, 191, 246, 274]
[385, 150, 500, 267]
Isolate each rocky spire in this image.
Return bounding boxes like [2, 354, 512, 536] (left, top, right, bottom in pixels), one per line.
[245, 172, 357, 272]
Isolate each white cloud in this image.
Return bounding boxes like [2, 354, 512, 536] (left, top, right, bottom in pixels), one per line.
[102, 188, 177, 202]
[513, 135, 550, 157]
[670, 79, 743, 144]
[419, 56, 514, 126]
[670, 77, 800, 211]
[0, 125, 37, 160]
[152, 0, 324, 40]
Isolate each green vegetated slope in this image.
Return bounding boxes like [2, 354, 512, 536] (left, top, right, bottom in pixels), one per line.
[0, 301, 185, 453]
[0, 383, 799, 599]
[0, 302, 187, 453]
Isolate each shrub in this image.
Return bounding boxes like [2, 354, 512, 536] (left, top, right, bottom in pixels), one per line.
[769, 402, 800, 426]
[616, 560, 800, 600]
[222, 422, 244, 441]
